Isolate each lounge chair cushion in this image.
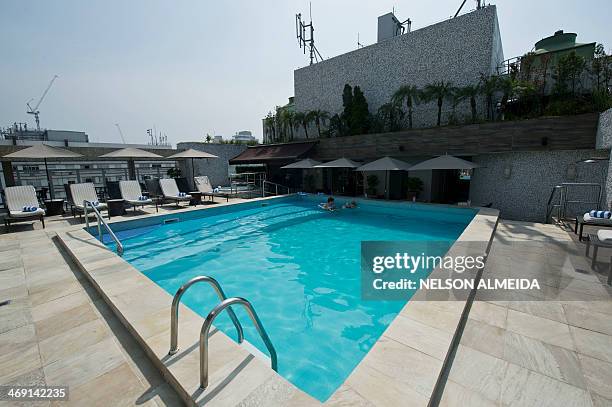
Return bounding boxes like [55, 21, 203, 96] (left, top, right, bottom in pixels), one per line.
[159, 179, 191, 200]
[583, 213, 612, 224]
[70, 183, 107, 210]
[598, 230, 612, 243]
[120, 181, 152, 205]
[194, 176, 213, 193]
[5, 185, 46, 218]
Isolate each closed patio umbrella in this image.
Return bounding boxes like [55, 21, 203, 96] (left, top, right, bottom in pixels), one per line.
[3, 143, 83, 199]
[165, 148, 218, 187]
[99, 147, 163, 180]
[356, 156, 411, 199]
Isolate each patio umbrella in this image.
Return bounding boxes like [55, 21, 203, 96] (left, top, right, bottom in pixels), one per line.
[3, 143, 83, 199]
[280, 158, 321, 169]
[314, 158, 360, 194]
[99, 147, 163, 180]
[281, 159, 322, 192]
[356, 156, 411, 199]
[408, 155, 479, 170]
[165, 148, 218, 187]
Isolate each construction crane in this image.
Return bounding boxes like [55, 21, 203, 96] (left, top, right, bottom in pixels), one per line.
[114, 123, 127, 143]
[26, 75, 59, 131]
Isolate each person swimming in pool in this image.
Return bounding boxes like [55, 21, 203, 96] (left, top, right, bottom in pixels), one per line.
[343, 200, 357, 209]
[319, 196, 336, 211]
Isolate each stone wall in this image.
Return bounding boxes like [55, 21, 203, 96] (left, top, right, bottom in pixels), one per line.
[595, 108, 612, 205]
[175, 142, 247, 188]
[470, 150, 608, 222]
[291, 6, 503, 137]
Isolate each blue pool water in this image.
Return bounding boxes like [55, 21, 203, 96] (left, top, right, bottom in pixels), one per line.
[102, 196, 476, 401]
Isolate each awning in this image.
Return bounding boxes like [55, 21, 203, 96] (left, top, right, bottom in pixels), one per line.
[229, 142, 316, 165]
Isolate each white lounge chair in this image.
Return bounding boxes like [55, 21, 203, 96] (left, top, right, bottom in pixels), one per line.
[576, 212, 612, 241]
[119, 180, 153, 212]
[585, 230, 612, 285]
[70, 183, 108, 218]
[194, 176, 237, 202]
[3, 185, 45, 231]
[159, 178, 191, 207]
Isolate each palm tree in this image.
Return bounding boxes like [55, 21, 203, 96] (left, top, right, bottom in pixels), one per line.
[309, 110, 330, 138]
[454, 85, 480, 123]
[376, 102, 405, 132]
[293, 111, 313, 139]
[392, 85, 419, 129]
[479, 74, 499, 121]
[421, 81, 454, 126]
[283, 110, 296, 141]
[264, 113, 276, 143]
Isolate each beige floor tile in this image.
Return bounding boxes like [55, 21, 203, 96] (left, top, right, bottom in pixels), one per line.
[34, 302, 98, 340]
[468, 300, 508, 328]
[460, 318, 505, 359]
[0, 297, 32, 335]
[506, 309, 575, 350]
[400, 300, 462, 333]
[39, 319, 109, 365]
[345, 363, 429, 407]
[383, 314, 453, 360]
[57, 362, 147, 407]
[571, 326, 612, 364]
[0, 344, 42, 384]
[324, 384, 374, 406]
[439, 380, 497, 407]
[29, 280, 83, 307]
[0, 323, 37, 356]
[590, 392, 612, 407]
[30, 290, 92, 322]
[503, 331, 586, 389]
[448, 345, 507, 403]
[501, 363, 592, 407]
[43, 337, 125, 388]
[563, 304, 612, 336]
[578, 354, 612, 400]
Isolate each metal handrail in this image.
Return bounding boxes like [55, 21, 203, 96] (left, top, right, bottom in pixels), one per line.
[84, 200, 124, 256]
[199, 297, 277, 389]
[262, 180, 291, 197]
[169, 276, 244, 355]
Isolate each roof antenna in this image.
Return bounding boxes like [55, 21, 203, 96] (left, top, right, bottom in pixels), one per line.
[295, 2, 324, 65]
[357, 32, 364, 49]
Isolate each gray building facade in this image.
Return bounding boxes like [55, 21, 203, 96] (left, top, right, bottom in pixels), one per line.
[290, 6, 503, 136]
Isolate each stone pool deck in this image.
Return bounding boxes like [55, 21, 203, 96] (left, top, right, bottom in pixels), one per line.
[1, 201, 611, 407]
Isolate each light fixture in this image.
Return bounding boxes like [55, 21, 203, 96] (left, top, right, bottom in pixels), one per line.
[503, 165, 511, 179]
[566, 163, 577, 180]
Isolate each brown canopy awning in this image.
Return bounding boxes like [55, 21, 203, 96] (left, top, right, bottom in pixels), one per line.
[229, 141, 316, 165]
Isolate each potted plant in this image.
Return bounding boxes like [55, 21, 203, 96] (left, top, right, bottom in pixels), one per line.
[366, 175, 379, 197]
[406, 177, 424, 201]
[167, 167, 182, 178]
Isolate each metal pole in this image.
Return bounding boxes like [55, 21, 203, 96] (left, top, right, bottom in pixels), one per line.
[44, 158, 55, 200]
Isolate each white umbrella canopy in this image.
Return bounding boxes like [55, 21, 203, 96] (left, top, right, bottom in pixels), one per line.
[281, 158, 322, 169]
[165, 149, 218, 183]
[165, 148, 218, 159]
[99, 147, 163, 180]
[314, 157, 361, 168]
[99, 147, 163, 159]
[3, 144, 84, 199]
[408, 155, 479, 171]
[355, 156, 411, 172]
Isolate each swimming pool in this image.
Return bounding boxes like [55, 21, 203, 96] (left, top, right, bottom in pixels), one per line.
[101, 195, 476, 401]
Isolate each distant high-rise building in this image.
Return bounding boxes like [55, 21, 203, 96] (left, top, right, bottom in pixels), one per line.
[232, 131, 256, 143]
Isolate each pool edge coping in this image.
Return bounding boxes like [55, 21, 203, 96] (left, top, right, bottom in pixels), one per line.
[57, 198, 499, 406]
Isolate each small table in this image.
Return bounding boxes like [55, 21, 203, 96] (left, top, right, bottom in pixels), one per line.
[189, 192, 202, 206]
[107, 199, 126, 218]
[44, 199, 64, 216]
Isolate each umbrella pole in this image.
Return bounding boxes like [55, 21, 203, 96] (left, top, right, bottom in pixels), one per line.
[192, 157, 195, 190]
[44, 158, 54, 200]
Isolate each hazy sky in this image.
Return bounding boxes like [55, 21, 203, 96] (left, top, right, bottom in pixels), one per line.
[1, 0, 610, 145]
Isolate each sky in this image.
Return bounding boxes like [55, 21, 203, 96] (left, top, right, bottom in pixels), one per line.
[1, 0, 610, 145]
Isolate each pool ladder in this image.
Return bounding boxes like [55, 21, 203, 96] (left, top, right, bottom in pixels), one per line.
[169, 276, 278, 389]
